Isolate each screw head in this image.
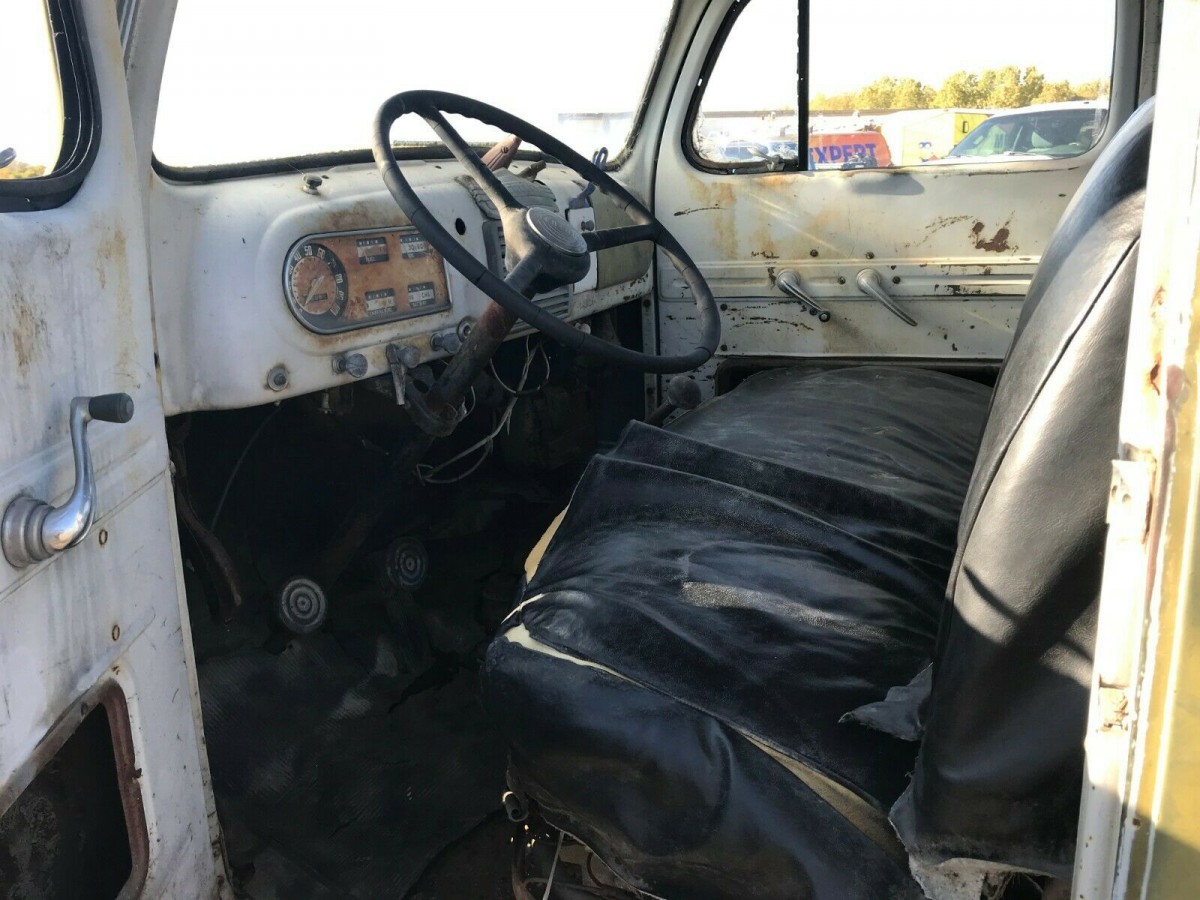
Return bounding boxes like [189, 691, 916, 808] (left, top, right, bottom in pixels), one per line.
[267, 366, 290, 392]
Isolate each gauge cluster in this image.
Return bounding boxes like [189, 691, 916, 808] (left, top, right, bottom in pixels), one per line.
[284, 227, 451, 334]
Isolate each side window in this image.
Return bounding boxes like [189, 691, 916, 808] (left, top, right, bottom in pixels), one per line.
[0, 0, 98, 211]
[691, 0, 799, 169]
[691, 0, 1115, 171]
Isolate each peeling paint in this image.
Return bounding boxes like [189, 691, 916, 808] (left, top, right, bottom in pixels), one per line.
[734, 314, 814, 333]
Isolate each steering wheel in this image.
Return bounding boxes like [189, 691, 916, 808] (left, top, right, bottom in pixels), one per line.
[372, 90, 720, 374]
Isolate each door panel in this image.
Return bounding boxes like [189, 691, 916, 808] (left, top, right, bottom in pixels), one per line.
[651, 0, 1141, 396]
[0, 3, 221, 896]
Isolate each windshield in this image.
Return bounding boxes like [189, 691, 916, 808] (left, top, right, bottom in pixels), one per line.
[155, 0, 676, 169]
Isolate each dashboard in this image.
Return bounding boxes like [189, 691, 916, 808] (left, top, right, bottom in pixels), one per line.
[149, 160, 654, 415]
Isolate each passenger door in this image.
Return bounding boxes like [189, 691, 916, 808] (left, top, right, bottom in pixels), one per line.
[652, 0, 1140, 394]
[0, 2, 221, 896]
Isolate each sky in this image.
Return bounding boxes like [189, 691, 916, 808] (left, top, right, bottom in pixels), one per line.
[3, 0, 1116, 170]
[704, 0, 1116, 109]
[1, 0, 64, 169]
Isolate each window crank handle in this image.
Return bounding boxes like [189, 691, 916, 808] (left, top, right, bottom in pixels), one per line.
[775, 269, 831, 322]
[856, 268, 917, 326]
[2, 393, 135, 568]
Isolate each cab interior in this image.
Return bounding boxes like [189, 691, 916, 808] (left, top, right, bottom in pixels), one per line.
[59, 0, 1165, 897]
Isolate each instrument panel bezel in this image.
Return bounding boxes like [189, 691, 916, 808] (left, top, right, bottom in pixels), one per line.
[282, 225, 453, 335]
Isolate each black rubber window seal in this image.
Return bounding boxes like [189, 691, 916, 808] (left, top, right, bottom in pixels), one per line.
[0, 0, 102, 214]
[682, 0, 809, 176]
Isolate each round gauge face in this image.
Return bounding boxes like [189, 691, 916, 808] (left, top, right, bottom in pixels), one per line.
[287, 242, 348, 319]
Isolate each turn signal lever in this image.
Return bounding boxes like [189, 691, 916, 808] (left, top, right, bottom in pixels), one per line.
[2, 394, 134, 568]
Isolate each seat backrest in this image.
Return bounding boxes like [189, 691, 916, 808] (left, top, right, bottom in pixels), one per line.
[897, 99, 1155, 876]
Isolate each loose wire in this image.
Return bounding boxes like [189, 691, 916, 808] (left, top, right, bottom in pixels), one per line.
[490, 336, 551, 397]
[416, 339, 538, 484]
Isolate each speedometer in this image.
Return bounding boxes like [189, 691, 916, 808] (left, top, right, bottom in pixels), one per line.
[287, 242, 348, 319]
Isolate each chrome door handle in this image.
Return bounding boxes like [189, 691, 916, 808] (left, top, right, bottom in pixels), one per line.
[856, 268, 917, 326]
[2, 393, 134, 568]
[775, 269, 831, 322]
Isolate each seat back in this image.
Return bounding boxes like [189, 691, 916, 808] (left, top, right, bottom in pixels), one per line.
[895, 99, 1155, 876]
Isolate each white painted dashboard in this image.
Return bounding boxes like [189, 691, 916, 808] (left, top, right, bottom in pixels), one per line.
[148, 160, 652, 415]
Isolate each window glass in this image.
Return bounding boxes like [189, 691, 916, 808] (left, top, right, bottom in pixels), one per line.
[0, 0, 64, 180]
[156, 0, 675, 169]
[693, 0, 799, 168]
[693, 0, 1115, 170]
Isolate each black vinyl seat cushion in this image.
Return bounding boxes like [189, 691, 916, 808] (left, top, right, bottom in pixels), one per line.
[484, 366, 990, 899]
[485, 96, 1152, 900]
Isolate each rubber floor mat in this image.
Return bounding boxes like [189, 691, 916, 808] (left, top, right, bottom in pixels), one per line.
[199, 633, 504, 899]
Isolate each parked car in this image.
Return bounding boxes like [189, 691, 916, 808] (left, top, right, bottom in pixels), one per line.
[942, 100, 1109, 161]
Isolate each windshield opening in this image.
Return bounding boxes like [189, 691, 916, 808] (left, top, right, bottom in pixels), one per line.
[156, 1, 676, 170]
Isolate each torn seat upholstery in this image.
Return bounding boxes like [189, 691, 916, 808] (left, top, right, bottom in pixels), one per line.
[482, 99, 1153, 899]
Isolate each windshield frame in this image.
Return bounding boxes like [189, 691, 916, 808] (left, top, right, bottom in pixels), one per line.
[152, 1, 681, 184]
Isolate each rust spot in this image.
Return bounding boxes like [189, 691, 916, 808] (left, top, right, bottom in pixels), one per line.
[1148, 358, 1162, 395]
[9, 292, 48, 373]
[945, 284, 985, 296]
[322, 201, 407, 233]
[970, 220, 1014, 253]
[735, 313, 813, 333]
[751, 249, 779, 259]
[766, 266, 777, 286]
[904, 215, 973, 249]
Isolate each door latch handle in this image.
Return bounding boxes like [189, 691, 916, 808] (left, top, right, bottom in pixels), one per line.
[775, 269, 831, 322]
[856, 269, 917, 326]
[2, 394, 134, 568]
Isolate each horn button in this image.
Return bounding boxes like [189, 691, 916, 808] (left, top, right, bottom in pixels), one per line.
[501, 205, 591, 291]
[526, 206, 588, 255]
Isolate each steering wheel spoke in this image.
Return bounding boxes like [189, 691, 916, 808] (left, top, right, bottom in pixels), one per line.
[582, 222, 662, 253]
[418, 105, 522, 214]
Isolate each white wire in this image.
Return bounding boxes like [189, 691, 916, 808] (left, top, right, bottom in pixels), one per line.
[415, 339, 537, 484]
[542, 829, 565, 900]
[489, 336, 550, 396]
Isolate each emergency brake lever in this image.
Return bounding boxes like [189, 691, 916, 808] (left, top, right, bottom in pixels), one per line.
[2, 394, 135, 568]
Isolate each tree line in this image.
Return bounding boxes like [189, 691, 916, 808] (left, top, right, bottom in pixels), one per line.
[812, 67, 1110, 112]
[0, 160, 46, 180]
